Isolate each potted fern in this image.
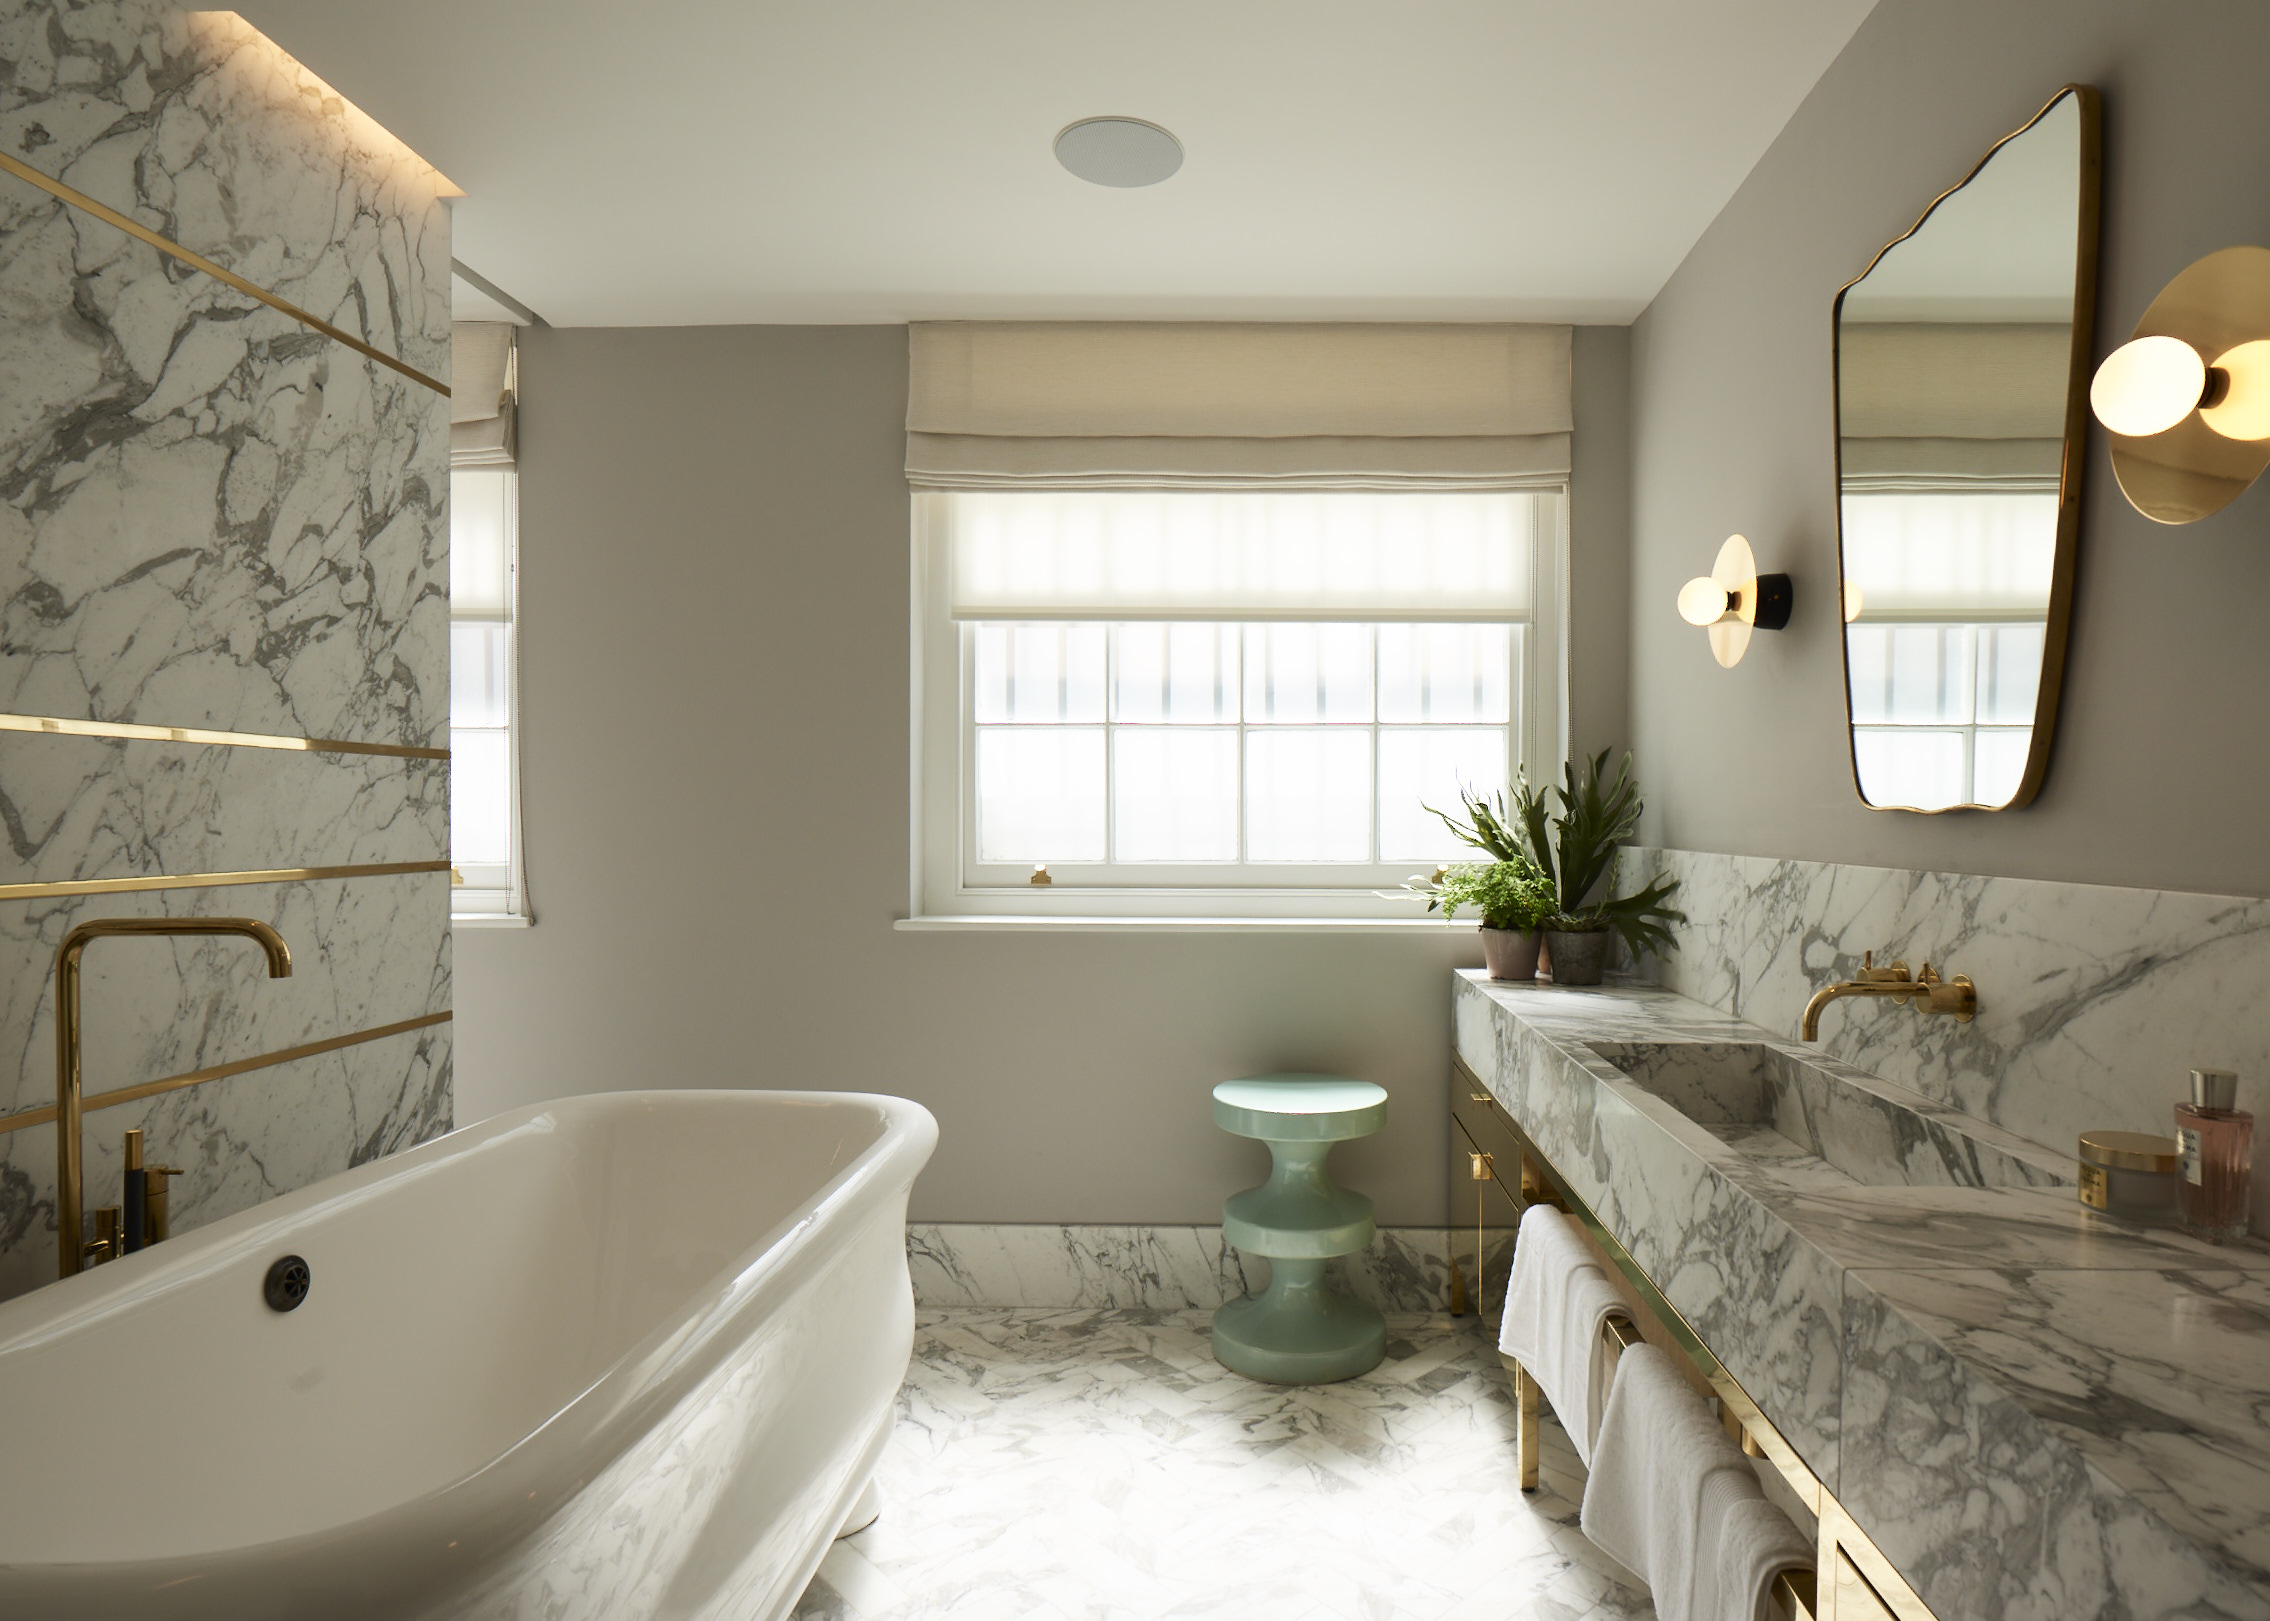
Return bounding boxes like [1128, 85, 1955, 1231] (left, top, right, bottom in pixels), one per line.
[1409, 855, 1556, 980]
[1429, 751, 1684, 987]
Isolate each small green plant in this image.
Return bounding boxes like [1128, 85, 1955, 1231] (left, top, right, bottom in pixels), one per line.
[1428, 751, 1685, 961]
[1411, 858, 1557, 934]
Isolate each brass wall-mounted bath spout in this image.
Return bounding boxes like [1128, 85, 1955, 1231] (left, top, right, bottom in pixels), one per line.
[55, 917, 292, 1278]
[1800, 950, 1976, 1042]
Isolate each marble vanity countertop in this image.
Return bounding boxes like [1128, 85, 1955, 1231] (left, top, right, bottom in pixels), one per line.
[1453, 970, 2270, 1621]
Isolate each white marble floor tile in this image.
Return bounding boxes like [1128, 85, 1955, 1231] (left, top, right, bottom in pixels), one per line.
[794, 1309, 1655, 1621]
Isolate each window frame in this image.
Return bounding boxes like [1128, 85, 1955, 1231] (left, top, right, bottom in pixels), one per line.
[450, 466, 532, 926]
[908, 489, 1568, 923]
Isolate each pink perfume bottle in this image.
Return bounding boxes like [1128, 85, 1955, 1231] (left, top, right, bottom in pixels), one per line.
[2175, 1068, 2253, 1244]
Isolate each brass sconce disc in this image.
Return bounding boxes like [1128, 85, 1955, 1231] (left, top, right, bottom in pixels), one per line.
[2108, 245, 2270, 524]
[1707, 533, 1756, 668]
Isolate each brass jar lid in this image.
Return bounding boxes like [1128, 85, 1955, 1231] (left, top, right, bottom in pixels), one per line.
[2078, 1130, 2179, 1172]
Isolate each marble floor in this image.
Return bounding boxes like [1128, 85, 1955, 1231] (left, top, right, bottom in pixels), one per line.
[793, 1309, 1655, 1621]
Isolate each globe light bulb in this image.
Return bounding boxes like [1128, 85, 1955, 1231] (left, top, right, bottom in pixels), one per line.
[2200, 340, 2270, 441]
[2090, 336, 2208, 437]
[1677, 577, 1729, 627]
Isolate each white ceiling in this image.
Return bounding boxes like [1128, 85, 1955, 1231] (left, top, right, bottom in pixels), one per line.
[239, 0, 1879, 329]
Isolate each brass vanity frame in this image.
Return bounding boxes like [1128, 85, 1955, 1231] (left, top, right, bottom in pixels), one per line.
[1451, 1057, 1938, 1621]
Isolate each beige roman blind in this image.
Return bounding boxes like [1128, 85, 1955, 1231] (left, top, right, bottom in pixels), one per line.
[906, 322, 1572, 490]
[452, 321, 518, 469]
[1839, 323, 2071, 492]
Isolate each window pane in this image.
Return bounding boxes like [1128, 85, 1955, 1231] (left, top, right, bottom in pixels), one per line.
[1378, 728, 1508, 863]
[1978, 623, 2044, 725]
[1885, 626, 1972, 724]
[450, 728, 511, 864]
[1244, 624, 1373, 724]
[449, 469, 510, 617]
[1973, 728, 2032, 805]
[1378, 624, 1510, 723]
[1846, 625, 1891, 724]
[973, 624, 1106, 723]
[1247, 729, 1370, 860]
[976, 727, 1105, 860]
[450, 622, 510, 729]
[1114, 729, 1237, 861]
[1854, 728, 1966, 811]
[1113, 623, 1238, 723]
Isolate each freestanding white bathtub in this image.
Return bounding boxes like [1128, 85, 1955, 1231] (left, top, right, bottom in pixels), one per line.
[0, 1089, 937, 1621]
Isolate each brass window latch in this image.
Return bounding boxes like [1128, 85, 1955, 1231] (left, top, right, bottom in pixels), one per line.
[1470, 1151, 1494, 1181]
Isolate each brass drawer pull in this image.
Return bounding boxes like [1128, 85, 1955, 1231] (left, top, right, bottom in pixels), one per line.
[1470, 1151, 1494, 1181]
[1469, 1092, 1495, 1107]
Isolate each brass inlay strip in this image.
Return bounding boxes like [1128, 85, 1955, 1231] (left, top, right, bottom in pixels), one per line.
[0, 149, 449, 398]
[0, 712, 448, 761]
[0, 1010, 452, 1136]
[0, 861, 450, 902]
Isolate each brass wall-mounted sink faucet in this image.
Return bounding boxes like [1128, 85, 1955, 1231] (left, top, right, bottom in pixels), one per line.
[54, 917, 292, 1278]
[1800, 950, 1976, 1042]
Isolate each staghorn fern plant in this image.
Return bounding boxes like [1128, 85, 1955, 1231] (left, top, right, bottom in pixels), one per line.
[1428, 751, 1685, 962]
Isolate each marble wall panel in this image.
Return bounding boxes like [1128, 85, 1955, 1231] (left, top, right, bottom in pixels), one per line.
[0, 1016, 449, 1300]
[1631, 846, 2270, 1237]
[0, 733, 444, 882]
[0, 4, 453, 1298]
[0, 265, 448, 745]
[0, 4, 453, 379]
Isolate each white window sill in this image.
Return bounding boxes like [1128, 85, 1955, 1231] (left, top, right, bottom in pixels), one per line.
[896, 915, 1480, 935]
[453, 913, 534, 929]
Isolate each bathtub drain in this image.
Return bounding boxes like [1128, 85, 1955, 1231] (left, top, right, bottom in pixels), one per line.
[264, 1254, 312, 1312]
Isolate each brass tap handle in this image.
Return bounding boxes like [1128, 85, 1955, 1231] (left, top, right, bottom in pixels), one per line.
[82, 1205, 124, 1266]
[1923, 975, 1977, 1022]
[1855, 950, 1913, 985]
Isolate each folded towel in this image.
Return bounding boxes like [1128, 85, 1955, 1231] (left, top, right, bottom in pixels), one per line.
[1496, 1203, 1626, 1463]
[1581, 1343, 1813, 1621]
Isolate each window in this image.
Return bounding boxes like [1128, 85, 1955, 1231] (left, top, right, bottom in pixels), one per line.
[913, 489, 1565, 921]
[1840, 490, 2053, 811]
[450, 466, 526, 920]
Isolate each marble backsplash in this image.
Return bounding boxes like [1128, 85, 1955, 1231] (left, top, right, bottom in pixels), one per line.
[0, 2, 452, 1297]
[1628, 846, 2270, 1237]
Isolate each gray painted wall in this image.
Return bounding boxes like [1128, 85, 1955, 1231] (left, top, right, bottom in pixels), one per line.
[1628, 0, 2270, 896]
[454, 325, 1632, 1224]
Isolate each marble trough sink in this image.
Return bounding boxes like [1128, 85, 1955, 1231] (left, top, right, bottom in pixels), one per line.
[1586, 1040, 2068, 1191]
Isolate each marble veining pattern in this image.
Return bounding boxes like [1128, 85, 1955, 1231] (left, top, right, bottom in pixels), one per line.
[1456, 971, 2270, 1618]
[0, 0, 451, 1296]
[907, 1224, 1514, 1318]
[1628, 845, 2270, 1238]
[795, 1309, 1652, 1621]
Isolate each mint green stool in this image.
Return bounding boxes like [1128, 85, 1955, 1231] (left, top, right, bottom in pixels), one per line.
[1211, 1074, 1388, 1384]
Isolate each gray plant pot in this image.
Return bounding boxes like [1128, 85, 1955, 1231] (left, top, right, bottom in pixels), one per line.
[1542, 928, 1611, 986]
[1479, 928, 1542, 981]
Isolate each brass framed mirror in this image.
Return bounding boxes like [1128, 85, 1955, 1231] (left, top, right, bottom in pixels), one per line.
[1832, 85, 2100, 813]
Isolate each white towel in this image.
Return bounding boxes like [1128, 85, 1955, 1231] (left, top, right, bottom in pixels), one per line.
[1496, 1203, 1626, 1463]
[1580, 1343, 1813, 1621]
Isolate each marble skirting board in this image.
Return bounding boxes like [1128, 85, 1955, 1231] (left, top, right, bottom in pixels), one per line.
[907, 1224, 1516, 1318]
[1629, 845, 2270, 1238]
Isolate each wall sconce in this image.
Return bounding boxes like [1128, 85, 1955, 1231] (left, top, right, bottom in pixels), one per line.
[1676, 534, 1792, 668]
[2088, 245, 2270, 523]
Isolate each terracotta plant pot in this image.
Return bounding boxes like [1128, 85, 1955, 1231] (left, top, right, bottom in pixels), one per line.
[1542, 928, 1611, 985]
[1479, 928, 1542, 982]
